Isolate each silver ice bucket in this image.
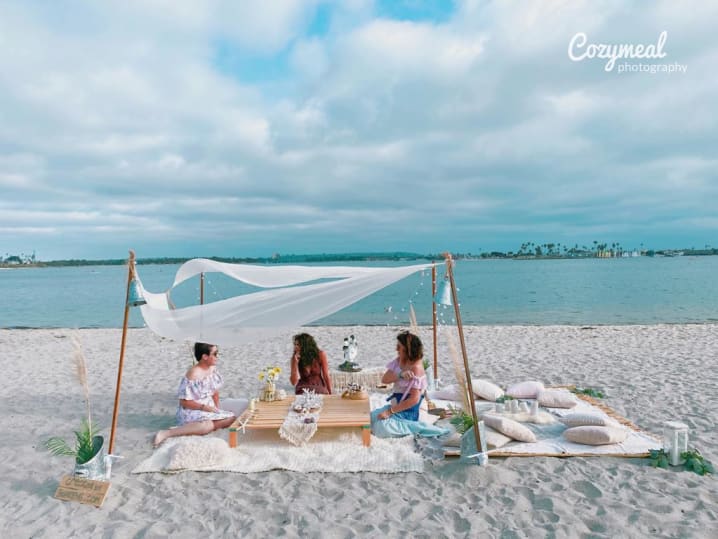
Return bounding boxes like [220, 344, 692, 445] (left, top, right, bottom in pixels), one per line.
[73, 435, 107, 480]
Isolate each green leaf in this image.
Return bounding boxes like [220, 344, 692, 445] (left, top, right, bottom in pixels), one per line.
[572, 387, 605, 399]
[680, 448, 714, 476]
[47, 419, 102, 464]
[45, 437, 76, 457]
[449, 408, 475, 435]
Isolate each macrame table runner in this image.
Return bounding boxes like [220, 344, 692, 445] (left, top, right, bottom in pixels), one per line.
[228, 395, 372, 448]
[278, 394, 323, 446]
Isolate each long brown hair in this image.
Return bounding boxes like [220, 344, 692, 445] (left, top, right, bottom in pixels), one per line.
[294, 333, 320, 368]
[397, 331, 423, 363]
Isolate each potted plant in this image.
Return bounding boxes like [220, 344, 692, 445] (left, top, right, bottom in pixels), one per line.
[45, 337, 106, 479]
[46, 420, 104, 477]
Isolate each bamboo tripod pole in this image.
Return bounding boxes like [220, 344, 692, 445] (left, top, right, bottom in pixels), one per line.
[432, 264, 438, 380]
[444, 253, 483, 453]
[109, 250, 136, 455]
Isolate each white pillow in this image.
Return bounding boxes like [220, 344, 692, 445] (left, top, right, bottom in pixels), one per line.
[537, 389, 577, 409]
[482, 414, 537, 443]
[430, 384, 460, 401]
[442, 426, 511, 449]
[441, 431, 462, 447]
[484, 426, 512, 449]
[559, 413, 620, 428]
[166, 437, 232, 470]
[506, 381, 545, 399]
[419, 408, 440, 425]
[563, 426, 628, 445]
[471, 379, 504, 401]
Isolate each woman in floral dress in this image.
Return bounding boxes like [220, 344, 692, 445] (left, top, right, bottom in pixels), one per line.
[153, 342, 236, 447]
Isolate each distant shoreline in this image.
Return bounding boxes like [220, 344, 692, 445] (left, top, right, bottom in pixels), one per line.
[2, 250, 718, 269]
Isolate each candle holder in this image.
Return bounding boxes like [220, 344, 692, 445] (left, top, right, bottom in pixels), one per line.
[663, 421, 689, 466]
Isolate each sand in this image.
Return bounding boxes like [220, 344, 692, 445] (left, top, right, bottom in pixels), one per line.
[1, 324, 717, 538]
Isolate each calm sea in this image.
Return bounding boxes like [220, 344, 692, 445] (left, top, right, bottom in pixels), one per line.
[2, 257, 717, 328]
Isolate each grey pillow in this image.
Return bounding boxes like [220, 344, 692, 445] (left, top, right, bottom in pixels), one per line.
[559, 413, 619, 427]
[537, 389, 578, 409]
[482, 414, 537, 443]
[563, 426, 628, 445]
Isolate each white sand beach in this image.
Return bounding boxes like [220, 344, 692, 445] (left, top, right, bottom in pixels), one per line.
[2, 324, 717, 538]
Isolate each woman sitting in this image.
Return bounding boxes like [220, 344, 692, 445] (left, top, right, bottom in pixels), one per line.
[289, 333, 332, 395]
[371, 331, 448, 438]
[153, 342, 237, 447]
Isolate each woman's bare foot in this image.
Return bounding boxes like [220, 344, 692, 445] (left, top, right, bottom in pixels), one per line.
[153, 430, 168, 448]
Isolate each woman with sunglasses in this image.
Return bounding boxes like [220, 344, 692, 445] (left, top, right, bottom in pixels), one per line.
[153, 342, 237, 447]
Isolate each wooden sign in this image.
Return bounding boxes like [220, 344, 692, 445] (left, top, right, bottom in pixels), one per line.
[54, 476, 110, 507]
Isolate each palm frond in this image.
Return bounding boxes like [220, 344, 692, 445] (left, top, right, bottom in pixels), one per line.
[74, 419, 100, 464]
[45, 437, 75, 457]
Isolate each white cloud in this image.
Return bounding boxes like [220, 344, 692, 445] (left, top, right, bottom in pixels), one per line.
[0, 1, 715, 259]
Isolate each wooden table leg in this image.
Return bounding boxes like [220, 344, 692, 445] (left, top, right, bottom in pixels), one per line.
[228, 418, 240, 448]
[362, 425, 371, 447]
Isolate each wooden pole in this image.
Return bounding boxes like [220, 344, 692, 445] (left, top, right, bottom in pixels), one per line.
[444, 253, 482, 454]
[109, 250, 135, 455]
[432, 264, 438, 380]
[200, 272, 205, 305]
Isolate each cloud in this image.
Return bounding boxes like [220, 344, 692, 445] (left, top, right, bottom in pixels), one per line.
[0, 1, 716, 259]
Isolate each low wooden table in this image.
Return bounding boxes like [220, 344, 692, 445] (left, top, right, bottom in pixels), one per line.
[228, 395, 372, 448]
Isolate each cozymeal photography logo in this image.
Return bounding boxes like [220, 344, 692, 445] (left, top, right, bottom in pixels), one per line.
[568, 31, 688, 74]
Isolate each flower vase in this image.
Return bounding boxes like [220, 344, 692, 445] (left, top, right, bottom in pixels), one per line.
[261, 381, 276, 402]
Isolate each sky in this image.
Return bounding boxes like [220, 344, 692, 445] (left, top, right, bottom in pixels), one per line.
[1, 0, 716, 260]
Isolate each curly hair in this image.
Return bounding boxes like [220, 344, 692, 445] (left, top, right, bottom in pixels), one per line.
[397, 331, 423, 363]
[293, 333, 320, 368]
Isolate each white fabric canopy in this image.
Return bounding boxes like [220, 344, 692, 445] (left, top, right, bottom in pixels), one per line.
[136, 259, 436, 345]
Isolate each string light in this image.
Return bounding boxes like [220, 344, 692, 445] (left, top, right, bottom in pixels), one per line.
[382, 267, 430, 327]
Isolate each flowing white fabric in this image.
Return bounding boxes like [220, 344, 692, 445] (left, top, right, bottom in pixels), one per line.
[136, 259, 435, 346]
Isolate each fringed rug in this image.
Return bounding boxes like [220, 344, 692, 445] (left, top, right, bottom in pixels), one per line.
[132, 428, 423, 474]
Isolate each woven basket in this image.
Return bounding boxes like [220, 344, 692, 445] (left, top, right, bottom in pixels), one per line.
[342, 388, 369, 400]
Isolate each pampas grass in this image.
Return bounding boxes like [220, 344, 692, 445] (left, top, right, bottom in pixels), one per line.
[72, 335, 91, 427]
[45, 335, 99, 464]
[447, 331, 471, 413]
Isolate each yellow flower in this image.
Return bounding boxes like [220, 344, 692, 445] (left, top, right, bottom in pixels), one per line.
[259, 372, 265, 381]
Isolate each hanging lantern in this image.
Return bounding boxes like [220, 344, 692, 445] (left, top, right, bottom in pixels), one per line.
[663, 421, 689, 466]
[434, 276, 452, 306]
[127, 278, 147, 307]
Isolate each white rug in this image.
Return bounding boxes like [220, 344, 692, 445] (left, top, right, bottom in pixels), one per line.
[132, 428, 424, 474]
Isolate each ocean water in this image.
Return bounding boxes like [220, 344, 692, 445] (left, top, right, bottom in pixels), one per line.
[2, 257, 717, 329]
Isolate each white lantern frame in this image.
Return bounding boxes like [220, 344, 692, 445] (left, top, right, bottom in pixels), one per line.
[663, 421, 689, 466]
